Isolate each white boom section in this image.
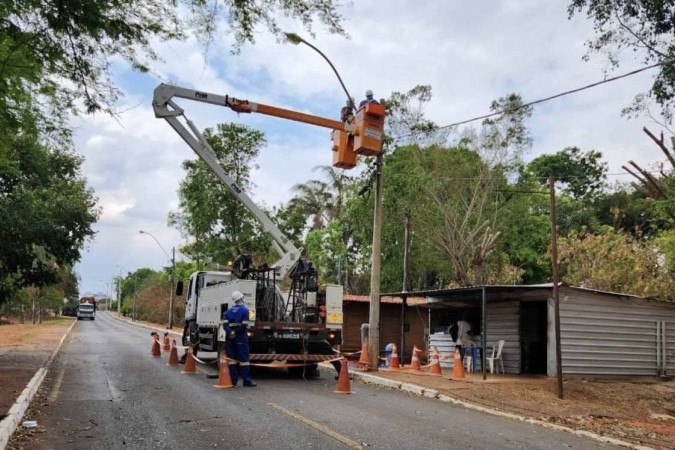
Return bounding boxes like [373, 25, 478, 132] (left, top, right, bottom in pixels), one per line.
[153, 83, 300, 279]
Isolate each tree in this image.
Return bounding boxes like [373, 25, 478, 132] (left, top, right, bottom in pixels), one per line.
[527, 147, 608, 199]
[558, 226, 675, 300]
[1, 0, 346, 121]
[568, 0, 675, 120]
[169, 123, 275, 266]
[401, 92, 532, 286]
[0, 132, 99, 303]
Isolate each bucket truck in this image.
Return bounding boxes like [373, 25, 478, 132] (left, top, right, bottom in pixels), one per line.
[152, 83, 385, 373]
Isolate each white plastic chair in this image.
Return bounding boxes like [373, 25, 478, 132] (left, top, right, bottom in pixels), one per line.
[486, 340, 505, 374]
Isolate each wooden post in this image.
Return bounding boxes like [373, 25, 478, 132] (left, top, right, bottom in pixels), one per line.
[549, 176, 564, 399]
[482, 287, 487, 381]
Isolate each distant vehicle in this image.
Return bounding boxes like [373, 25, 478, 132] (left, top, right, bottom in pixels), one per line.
[62, 305, 78, 317]
[77, 303, 95, 320]
[79, 295, 97, 310]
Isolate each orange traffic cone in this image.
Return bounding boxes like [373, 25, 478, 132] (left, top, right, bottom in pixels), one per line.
[151, 337, 161, 357]
[334, 358, 352, 394]
[408, 346, 421, 371]
[181, 347, 197, 374]
[162, 332, 171, 352]
[213, 350, 234, 389]
[358, 337, 371, 367]
[429, 346, 442, 376]
[452, 348, 465, 379]
[166, 339, 179, 366]
[389, 344, 400, 369]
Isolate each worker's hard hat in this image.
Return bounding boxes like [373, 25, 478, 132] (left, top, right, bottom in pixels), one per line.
[365, 89, 373, 97]
[231, 290, 244, 302]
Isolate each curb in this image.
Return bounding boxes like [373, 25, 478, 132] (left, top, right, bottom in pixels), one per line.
[319, 364, 653, 450]
[108, 312, 181, 338]
[0, 319, 77, 450]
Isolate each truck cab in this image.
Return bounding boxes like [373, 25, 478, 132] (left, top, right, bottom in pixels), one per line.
[77, 303, 96, 320]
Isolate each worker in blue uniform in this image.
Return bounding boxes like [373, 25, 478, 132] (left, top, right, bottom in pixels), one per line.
[223, 290, 257, 387]
[359, 89, 379, 108]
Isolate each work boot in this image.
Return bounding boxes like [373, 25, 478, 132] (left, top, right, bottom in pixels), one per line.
[243, 382, 257, 387]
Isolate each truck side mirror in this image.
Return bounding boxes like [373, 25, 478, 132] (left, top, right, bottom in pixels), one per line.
[175, 281, 184, 296]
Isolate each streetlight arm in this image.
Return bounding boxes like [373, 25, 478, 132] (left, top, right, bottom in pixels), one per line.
[139, 230, 171, 260]
[289, 35, 355, 110]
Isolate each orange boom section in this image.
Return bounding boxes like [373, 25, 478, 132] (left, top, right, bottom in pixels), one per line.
[226, 96, 383, 169]
[354, 102, 385, 156]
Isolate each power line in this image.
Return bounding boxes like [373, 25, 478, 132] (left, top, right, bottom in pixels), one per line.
[393, 61, 665, 141]
[408, 168, 672, 182]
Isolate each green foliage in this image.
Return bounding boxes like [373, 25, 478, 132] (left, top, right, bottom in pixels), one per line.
[558, 227, 675, 300]
[527, 147, 608, 199]
[1, 0, 345, 119]
[169, 123, 275, 267]
[0, 132, 99, 301]
[569, 0, 675, 120]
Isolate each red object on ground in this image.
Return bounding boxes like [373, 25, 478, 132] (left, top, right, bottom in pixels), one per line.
[334, 358, 352, 394]
[166, 339, 179, 366]
[181, 348, 197, 374]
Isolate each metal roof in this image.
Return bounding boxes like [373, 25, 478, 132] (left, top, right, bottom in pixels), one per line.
[382, 283, 672, 304]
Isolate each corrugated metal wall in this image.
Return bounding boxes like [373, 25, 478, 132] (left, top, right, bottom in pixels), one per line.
[558, 288, 675, 376]
[429, 333, 457, 369]
[485, 300, 521, 374]
[667, 322, 675, 374]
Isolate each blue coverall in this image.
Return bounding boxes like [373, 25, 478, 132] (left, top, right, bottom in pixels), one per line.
[359, 98, 379, 108]
[223, 302, 254, 385]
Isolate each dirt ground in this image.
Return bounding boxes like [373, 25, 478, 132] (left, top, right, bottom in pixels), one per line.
[372, 368, 675, 449]
[0, 318, 74, 419]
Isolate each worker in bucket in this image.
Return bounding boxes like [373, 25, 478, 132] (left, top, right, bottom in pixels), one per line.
[224, 290, 256, 387]
[359, 89, 379, 108]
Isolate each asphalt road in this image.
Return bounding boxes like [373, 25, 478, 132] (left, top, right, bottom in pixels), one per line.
[11, 312, 620, 450]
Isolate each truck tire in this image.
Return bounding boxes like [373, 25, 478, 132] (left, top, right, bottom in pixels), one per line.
[180, 320, 199, 363]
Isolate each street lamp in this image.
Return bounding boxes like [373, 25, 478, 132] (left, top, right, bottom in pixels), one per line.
[284, 32, 356, 111]
[139, 230, 176, 329]
[284, 33, 384, 368]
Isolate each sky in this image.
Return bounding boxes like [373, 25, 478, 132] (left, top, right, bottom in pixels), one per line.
[75, 0, 670, 297]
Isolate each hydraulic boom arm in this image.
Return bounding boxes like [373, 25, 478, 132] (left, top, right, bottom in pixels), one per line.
[153, 83, 384, 280]
[152, 84, 303, 279]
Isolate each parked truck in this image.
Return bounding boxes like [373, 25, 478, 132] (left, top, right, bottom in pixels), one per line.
[79, 295, 97, 310]
[152, 84, 365, 373]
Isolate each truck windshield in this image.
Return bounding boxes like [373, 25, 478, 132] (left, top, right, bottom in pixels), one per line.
[79, 305, 94, 311]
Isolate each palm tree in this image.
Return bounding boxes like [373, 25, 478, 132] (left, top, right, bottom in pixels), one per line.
[290, 179, 331, 230]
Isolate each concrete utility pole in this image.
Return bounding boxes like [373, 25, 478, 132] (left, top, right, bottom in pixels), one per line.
[116, 266, 123, 317]
[169, 246, 176, 329]
[401, 208, 411, 363]
[368, 154, 384, 367]
[549, 176, 564, 400]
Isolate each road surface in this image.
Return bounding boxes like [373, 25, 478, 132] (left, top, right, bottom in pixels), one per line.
[11, 312, 619, 449]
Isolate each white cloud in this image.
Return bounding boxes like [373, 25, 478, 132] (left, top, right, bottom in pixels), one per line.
[75, 0, 672, 295]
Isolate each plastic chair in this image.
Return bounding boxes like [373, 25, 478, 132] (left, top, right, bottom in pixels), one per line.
[486, 340, 505, 374]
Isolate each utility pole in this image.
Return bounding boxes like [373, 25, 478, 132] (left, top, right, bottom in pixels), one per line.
[132, 274, 138, 322]
[549, 176, 564, 399]
[368, 154, 384, 368]
[169, 246, 176, 329]
[116, 267, 122, 317]
[401, 208, 411, 363]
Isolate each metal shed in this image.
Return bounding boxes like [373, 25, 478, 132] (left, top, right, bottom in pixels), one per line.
[389, 284, 675, 377]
